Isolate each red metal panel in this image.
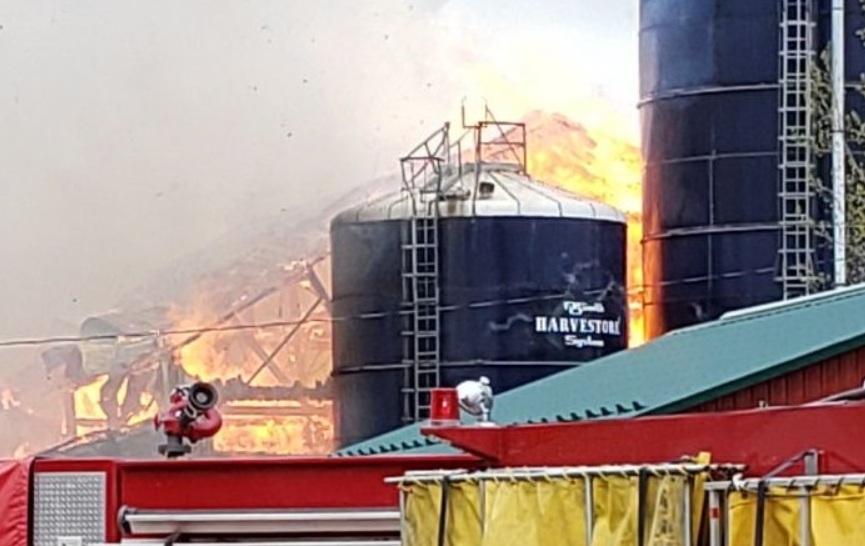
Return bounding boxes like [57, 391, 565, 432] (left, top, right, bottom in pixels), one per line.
[690, 345, 865, 412]
[115, 455, 476, 511]
[425, 403, 865, 476]
[33, 455, 476, 541]
[0, 458, 32, 546]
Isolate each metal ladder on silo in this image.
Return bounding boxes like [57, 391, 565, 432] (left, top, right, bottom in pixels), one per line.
[399, 126, 448, 423]
[777, 0, 819, 298]
[401, 211, 441, 422]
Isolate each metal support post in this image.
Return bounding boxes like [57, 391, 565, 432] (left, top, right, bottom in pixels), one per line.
[683, 477, 693, 546]
[584, 476, 594, 546]
[708, 489, 722, 546]
[832, 0, 847, 286]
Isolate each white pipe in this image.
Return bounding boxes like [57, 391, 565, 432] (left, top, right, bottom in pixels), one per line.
[122, 508, 401, 536]
[387, 463, 746, 484]
[832, 0, 847, 286]
[708, 490, 722, 546]
[98, 542, 401, 546]
[705, 473, 865, 491]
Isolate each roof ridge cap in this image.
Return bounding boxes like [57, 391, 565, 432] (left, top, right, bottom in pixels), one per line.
[666, 285, 865, 337]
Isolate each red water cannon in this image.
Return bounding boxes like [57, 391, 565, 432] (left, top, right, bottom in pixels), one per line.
[154, 382, 223, 458]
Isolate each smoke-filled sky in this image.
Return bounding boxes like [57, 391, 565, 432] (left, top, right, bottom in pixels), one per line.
[0, 0, 637, 346]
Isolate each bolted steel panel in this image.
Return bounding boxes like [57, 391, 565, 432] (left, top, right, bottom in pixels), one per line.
[33, 472, 106, 546]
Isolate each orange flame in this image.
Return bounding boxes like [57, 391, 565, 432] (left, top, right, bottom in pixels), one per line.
[72, 377, 106, 416]
[1, 388, 20, 411]
[12, 443, 31, 458]
[168, 266, 335, 455]
[71, 373, 158, 437]
[520, 111, 644, 346]
[215, 399, 333, 455]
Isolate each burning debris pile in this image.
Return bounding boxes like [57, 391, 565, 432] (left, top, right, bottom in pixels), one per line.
[0, 110, 641, 458]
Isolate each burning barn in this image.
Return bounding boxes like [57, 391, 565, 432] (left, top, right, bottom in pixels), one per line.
[49, 257, 338, 458]
[0, 109, 641, 459]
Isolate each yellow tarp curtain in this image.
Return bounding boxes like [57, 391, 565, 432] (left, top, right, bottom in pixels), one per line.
[401, 463, 865, 545]
[644, 475, 687, 546]
[727, 487, 801, 546]
[590, 474, 701, 546]
[482, 479, 587, 546]
[401, 456, 711, 546]
[810, 484, 865, 544]
[403, 481, 441, 546]
[591, 476, 638, 546]
[727, 483, 865, 545]
[402, 480, 481, 546]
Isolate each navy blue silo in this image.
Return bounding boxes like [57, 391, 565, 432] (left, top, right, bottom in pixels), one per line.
[331, 164, 628, 447]
[639, 0, 863, 338]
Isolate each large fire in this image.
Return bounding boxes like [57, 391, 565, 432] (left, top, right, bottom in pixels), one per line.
[44, 110, 642, 459]
[166, 261, 334, 456]
[71, 374, 158, 437]
[520, 111, 644, 346]
[216, 400, 332, 454]
[160, 111, 643, 458]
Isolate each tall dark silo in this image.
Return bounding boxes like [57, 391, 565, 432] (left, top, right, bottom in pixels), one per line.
[640, 0, 863, 338]
[330, 126, 628, 447]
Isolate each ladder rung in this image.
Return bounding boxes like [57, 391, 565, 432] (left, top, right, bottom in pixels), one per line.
[403, 207, 442, 421]
[402, 242, 437, 248]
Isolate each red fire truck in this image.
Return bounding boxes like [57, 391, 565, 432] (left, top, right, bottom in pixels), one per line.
[3, 385, 865, 545]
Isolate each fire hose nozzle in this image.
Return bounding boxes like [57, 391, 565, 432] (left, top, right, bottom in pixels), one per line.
[155, 381, 223, 458]
[188, 381, 219, 411]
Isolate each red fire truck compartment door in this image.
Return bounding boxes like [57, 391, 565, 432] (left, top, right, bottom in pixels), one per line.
[0, 458, 32, 546]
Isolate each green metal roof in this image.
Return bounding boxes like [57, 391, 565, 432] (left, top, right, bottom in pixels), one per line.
[337, 284, 865, 456]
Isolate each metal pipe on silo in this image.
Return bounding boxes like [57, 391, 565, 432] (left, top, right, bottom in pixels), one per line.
[832, 0, 847, 286]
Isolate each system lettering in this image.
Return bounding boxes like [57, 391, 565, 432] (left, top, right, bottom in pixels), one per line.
[534, 316, 621, 335]
[533, 300, 621, 349]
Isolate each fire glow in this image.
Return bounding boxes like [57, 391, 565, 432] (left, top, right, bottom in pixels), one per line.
[168, 265, 334, 456]
[1, 388, 19, 411]
[72, 375, 157, 437]
[54, 110, 642, 458]
[521, 111, 644, 346]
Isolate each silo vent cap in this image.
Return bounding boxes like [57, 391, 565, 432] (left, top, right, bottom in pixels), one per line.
[477, 181, 495, 199]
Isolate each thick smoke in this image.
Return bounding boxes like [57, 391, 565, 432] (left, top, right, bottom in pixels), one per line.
[0, 0, 466, 454]
[0, 0, 462, 342]
[0, 0, 638, 455]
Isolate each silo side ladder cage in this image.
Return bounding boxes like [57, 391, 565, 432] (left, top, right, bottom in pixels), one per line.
[399, 124, 449, 423]
[777, 0, 821, 298]
[388, 459, 745, 546]
[705, 472, 865, 546]
[396, 109, 529, 423]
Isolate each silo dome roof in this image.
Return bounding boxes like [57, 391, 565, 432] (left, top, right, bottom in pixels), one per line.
[332, 162, 626, 225]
